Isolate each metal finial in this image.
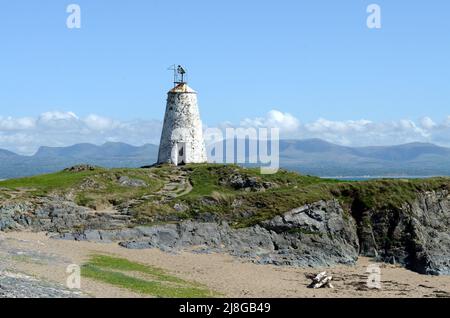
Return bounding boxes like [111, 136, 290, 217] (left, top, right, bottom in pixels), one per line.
[168, 64, 188, 87]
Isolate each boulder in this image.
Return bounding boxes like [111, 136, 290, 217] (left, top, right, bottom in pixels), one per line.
[117, 176, 147, 187]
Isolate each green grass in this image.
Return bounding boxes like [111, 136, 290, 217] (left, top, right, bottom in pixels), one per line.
[183, 164, 334, 197]
[81, 255, 216, 298]
[233, 184, 336, 227]
[173, 165, 450, 228]
[172, 164, 344, 227]
[2, 163, 450, 230]
[0, 170, 101, 195]
[0, 167, 163, 202]
[337, 177, 450, 210]
[74, 169, 163, 208]
[182, 164, 237, 197]
[87, 254, 185, 283]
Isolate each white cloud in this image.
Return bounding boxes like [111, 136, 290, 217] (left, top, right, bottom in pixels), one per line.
[241, 110, 300, 132]
[419, 117, 437, 130]
[84, 114, 120, 131]
[0, 111, 162, 155]
[39, 111, 79, 122]
[0, 116, 36, 130]
[234, 110, 450, 147]
[3, 109, 450, 155]
[304, 118, 374, 134]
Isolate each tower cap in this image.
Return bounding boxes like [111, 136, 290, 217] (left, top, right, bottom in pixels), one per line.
[169, 83, 196, 94]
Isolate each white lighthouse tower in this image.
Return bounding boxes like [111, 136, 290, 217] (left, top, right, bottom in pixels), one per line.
[157, 66, 207, 166]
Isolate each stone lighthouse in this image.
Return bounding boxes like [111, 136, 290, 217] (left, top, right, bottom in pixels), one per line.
[157, 66, 208, 166]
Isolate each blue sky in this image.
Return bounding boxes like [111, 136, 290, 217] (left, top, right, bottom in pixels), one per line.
[1, 0, 450, 153]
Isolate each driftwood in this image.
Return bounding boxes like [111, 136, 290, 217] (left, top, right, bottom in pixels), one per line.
[308, 271, 334, 289]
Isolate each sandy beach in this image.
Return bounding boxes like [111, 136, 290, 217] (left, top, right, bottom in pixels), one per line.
[0, 231, 449, 298]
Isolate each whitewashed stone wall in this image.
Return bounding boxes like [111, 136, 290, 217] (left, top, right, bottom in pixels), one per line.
[157, 84, 207, 165]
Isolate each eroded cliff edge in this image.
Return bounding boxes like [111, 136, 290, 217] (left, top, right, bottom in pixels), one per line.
[1, 165, 449, 275]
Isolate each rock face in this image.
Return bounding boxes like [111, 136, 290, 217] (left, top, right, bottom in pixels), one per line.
[64, 164, 98, 172]
[117, 176, 147, 188]
[0, 202, 34, 231]
[0, 199, 130, 233]
[58, 200, 360, 268]
[2, 190, 450, 275]
[408, 192, 450, 275]
[219, 173, 276, 192]
[356, 191, 450, 275]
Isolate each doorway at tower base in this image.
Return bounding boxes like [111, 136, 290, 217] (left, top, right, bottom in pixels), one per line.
[170, 142, 188, 166]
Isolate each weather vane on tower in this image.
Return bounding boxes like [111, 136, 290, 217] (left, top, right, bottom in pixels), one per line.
[168, 64, 187, 87]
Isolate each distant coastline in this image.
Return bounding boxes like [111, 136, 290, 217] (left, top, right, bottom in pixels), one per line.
[0, 176, 446, 182]
[322, 176, 444, 181]
[3, 139, 450, 180]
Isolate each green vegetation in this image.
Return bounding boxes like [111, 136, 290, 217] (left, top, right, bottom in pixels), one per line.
[0, 167, 163, 204]
[171, 164, 342, 227]
[336, 177, 450, 209]
[0, 192, 11, 200]
[73, 168, 163, 209]
[172, 165, 450, 228]
[1, 163, 449, 228]
[0, 170, 101, 196]
[81, 254, 216, 298]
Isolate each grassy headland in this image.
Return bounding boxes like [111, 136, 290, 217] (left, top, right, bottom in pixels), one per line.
[1, 164, 449, 228]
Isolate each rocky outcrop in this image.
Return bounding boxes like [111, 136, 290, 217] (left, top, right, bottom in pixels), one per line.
[0, 199, 130, 233]
[0, 202, 34, 231]
[354, 191, 450, 275]
[0, 271, 85, 298]
[58, 200, 360, 268]
[63, 164, 98, 172]
[407, 192, 450, 275]
[219, 173, 276, 192]
[117, 176, 147, 188]
[54, 193, 450, 275]
[2, 190, 450, 275]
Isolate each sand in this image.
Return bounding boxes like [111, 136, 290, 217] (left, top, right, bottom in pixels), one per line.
[1, 231, 449, 298]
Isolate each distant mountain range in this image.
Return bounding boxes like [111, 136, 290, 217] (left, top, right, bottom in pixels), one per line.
[0, 143, 159, 179]
[279, 139, 450, 177]
[1, 139, 450, 179]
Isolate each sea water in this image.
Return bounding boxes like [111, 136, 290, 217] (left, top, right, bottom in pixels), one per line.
[321, 176, 441, 181]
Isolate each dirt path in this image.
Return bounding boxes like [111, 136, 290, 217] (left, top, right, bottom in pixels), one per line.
[127, 168, 193, 209]
[1, 231, 449, 298]
[154, 168, 193, 199]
